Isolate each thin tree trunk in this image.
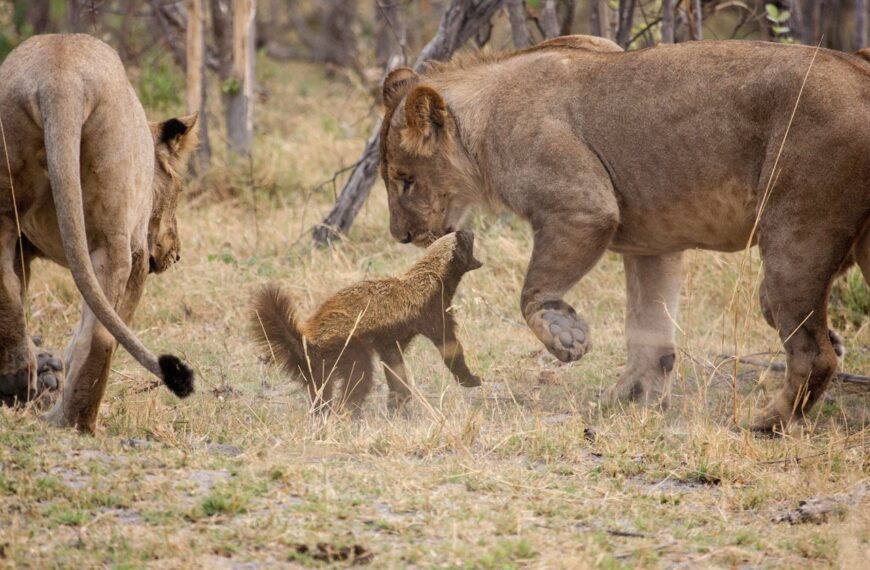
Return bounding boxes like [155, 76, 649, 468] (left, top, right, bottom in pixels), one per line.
[541, 0, 560, 39]
[227, 0, 256, 157]
[558, 0, 576, 35]
[375, 0, 407, 68]
[689, 0, 702, 40]
[313, 0, 505, 244]
[786, 0, 806, 44]
[661, 0, 675, 43]
[857, 0, 868, 49]
[591, 0, 610, 38]
[506, 0, 532, 48]
[186, 0, 211, 168]
[69, 0, 83, 32]
[616, 0, 637, 48]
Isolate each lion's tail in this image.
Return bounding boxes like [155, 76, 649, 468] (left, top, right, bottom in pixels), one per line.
[250, 284, 310, 378]
[38, 77, 193, 398]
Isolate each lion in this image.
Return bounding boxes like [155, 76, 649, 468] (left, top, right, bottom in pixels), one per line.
[0, 34, 197, 432]
[251, 231, 482, 413]
[378, 35, 870, 432]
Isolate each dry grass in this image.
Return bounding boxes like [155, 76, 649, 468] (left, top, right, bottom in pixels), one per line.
[1, 57, 870, 569]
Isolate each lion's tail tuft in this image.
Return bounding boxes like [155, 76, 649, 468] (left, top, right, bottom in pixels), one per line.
[250, 283, 309, 378]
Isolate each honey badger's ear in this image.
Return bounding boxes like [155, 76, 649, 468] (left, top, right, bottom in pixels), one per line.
[383, 67, 419, 110]
[401, 86, 448, 157]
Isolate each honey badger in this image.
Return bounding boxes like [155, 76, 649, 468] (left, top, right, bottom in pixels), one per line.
[251, 231, 483, 413]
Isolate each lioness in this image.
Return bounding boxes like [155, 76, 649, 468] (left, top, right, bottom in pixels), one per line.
[251, 230, 482, 414]
[0, 34, 196, 431]
[378, 35, 870, 431]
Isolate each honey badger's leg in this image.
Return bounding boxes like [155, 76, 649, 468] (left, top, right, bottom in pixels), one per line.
[0, 221, 36, 405]
[423, 314, 481, 387]
[44, 242, 143, 432]
[377, 340, 412, 411]
[336, 349, 374, 415]
[603, 253, 682, 409]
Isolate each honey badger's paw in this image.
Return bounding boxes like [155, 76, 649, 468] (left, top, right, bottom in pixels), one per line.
[527, 306, 590, 363]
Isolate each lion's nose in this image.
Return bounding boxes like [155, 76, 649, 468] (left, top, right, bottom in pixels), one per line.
[400, 233, 413, 244]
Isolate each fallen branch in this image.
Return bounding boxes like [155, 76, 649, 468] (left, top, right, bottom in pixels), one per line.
[716, 354, 870, 387]
[312, 0, 505, 245]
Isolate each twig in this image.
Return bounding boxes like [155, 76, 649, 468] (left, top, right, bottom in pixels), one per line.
[716, 354, 870, 386]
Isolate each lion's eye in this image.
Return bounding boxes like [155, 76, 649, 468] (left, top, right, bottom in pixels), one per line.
[401, 178, 414, 194]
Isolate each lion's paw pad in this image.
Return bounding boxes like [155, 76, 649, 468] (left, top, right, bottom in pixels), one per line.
[36, 351, 63, 395]
[531, 309, 590, 363]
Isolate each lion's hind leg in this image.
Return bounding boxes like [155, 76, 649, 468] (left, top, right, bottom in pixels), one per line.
[751, 230, 851, 432]
[603, 252, 682, 410]
[0, 221, 38, 406]
[44, 243, 144, 431]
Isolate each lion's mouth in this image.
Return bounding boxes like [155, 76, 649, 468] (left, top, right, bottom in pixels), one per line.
[148, 253, 179, 274]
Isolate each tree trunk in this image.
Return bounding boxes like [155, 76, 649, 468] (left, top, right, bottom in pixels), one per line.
[661, 0, 675, 43]
[69, 0, 83, 32]
[591, 0, 611, 39]
[541, 0, 560, 39]
[689, 0, 702, 40]
[558, 0, 576, 35]
[375, 0, 407, 68]
[226, 0, 256, 157]
[506, 0, 532, 48]
[312, 0, 505, 244]
[186, 0, 211, 168]
[616, 0, 637, 48]
[857, 0, 868, 49]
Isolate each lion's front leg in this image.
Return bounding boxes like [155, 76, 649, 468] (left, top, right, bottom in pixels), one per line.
[44, 246, 146, 432]
[603, 253, 682, 409]
[521, 209, 617, 363]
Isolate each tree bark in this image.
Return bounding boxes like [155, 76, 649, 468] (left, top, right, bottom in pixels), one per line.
[506, 0, 532, 48]
[857, 0, 868, 49]
[591, 0, 611, 39]
[558, 0, 576, 35]
[186, 0, 211, 168]
[69, 0, 83, 32]
[312, 0, 505, 244]
[227, 0, 256, 157]
[541, 0, 560, 39]
[661, 0, 675, 44]
[616, 0, 637, 48]
[689, 0, 702, 40]
[375, 0, 407, 68]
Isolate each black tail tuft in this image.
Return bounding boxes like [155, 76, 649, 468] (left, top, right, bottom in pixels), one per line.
[158, 354, 195, 398]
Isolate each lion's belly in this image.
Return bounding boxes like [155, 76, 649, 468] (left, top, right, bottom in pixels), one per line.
[609, 190, 759, 255]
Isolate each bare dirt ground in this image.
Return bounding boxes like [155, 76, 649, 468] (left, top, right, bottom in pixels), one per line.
[1, 59, 869, 569]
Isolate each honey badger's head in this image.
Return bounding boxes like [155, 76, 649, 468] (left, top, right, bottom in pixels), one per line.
[426, 230, 483, 275]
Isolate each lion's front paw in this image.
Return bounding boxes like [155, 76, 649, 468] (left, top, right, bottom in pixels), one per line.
[528, 308, 590, 363]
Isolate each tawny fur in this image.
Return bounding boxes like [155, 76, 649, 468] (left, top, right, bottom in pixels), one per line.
[251, 231, 483, 414]
[378, 35, 870, 432]
[0, 34, 198, 431]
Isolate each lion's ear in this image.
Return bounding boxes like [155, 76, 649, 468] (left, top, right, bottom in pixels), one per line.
[401, 86, 448, 157]
[383, 67, 419, 110]
[153, 112, 199, 160]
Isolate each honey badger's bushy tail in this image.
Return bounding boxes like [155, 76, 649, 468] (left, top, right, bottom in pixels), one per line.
[250, 284, 309, 378]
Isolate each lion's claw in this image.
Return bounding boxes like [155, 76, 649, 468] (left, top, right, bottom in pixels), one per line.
[529, 308, 590, 363]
